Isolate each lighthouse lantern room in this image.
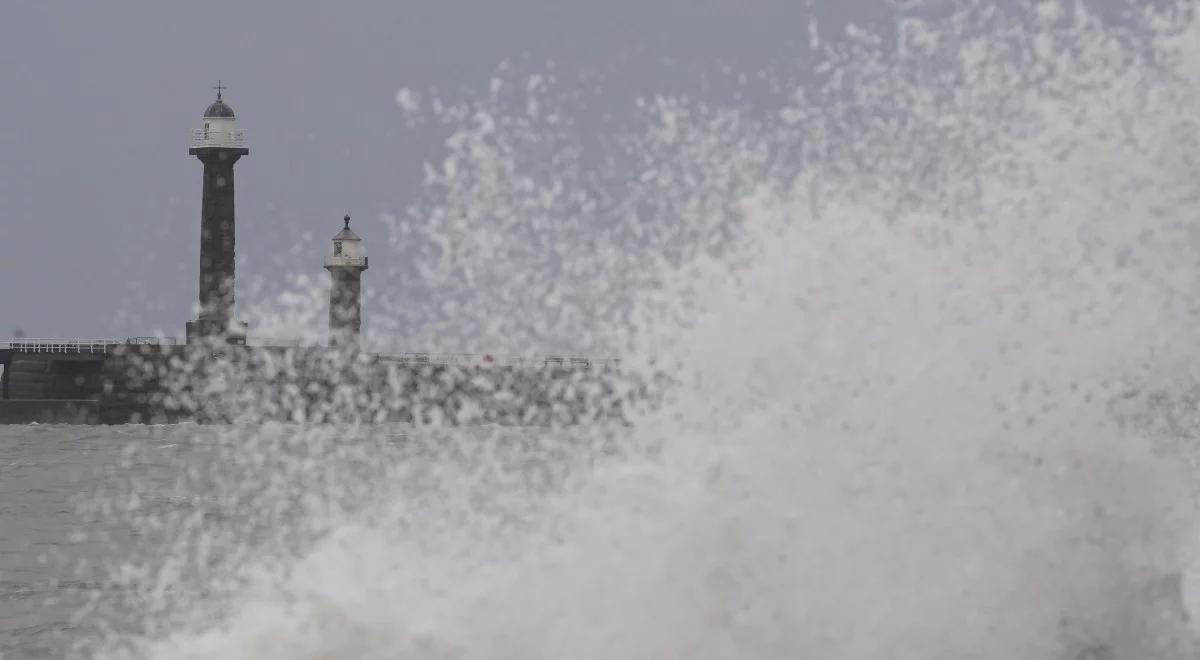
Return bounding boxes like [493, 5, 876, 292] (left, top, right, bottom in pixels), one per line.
[325, 216, 367, 267]
[191, 82, 246, 149]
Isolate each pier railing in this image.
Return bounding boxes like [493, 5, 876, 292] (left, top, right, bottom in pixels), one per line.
[0, 338, 617, 369]
[0, 338, 178, 354]
[376, 352, 620, 370]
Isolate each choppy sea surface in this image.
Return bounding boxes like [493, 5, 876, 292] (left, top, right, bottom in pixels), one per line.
[0, 424, 192, 659]
[0, 422, 614, 660]
[0, 424, 498, 659]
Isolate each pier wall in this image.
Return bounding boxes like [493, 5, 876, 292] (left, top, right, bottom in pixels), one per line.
[0, 353, 105, 401]
[0, 400, 99, 424]
[0, 345, 630, 425]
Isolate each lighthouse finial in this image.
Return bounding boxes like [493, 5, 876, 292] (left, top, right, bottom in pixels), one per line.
[344, 215, 351, 229]
[213, 80, 226, 101]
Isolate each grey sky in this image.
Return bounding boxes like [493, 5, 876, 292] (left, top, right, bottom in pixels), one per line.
[0, 0, 1134, 340]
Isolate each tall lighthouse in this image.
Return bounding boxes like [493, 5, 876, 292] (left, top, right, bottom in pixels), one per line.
[186, 84, 249, 345]
[324, 215, 368, 347]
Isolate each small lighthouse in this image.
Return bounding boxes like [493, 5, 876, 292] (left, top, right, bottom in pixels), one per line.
[186, 82, 249, 345]
[324, 215, 368, 347]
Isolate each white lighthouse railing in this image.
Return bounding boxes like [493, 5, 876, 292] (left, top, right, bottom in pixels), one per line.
[190, 129, 246, 148]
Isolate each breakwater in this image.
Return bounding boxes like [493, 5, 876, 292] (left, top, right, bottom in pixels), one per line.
[0, 342, 630, 425]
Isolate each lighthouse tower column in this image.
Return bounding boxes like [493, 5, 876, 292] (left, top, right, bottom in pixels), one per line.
[324, 215, 369, 347]
[186, 84, 249, 345]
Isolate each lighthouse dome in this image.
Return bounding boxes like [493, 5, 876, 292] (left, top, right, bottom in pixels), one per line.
[203, 98, 236, 119]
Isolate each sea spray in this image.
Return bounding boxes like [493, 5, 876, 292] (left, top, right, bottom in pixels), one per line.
[89, 2, 1200, 658]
